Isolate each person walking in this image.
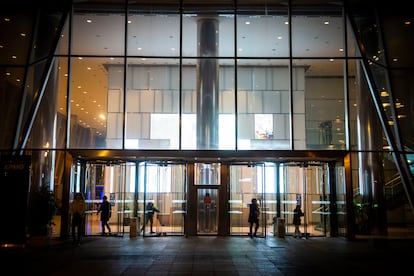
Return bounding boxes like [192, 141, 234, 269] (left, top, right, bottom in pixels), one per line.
[69, 193, 86, 246]
[248, 198, 260, 238]
[293, 205, 304, 238]
[97, 195, 112, 235]
[141, 202, 160, 234]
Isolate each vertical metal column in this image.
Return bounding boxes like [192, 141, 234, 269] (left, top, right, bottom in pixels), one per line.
[196, 18, 219, 149]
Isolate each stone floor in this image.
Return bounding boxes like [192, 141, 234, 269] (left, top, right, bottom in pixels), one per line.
[2, 234, 413, 275]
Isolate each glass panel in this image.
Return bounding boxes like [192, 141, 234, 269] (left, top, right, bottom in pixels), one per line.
[70, 57, 124, 148]
[109, 164, 127, 236]
[75, 163, 190, 239]
[56, 16, 69, 55]
[46, 149, 66, 238]
[0, 10, 32, 65]
[181, 59, 235, 150]
[27, 59, 67, 149]
[127, 10, 180, 57]
[281, 162, 329, 238]
[262, 163, 278, 237]
[125, 59, 180, 149]
[237, 59, 291, 150]
[346, 17, 360, 58]
[182, 10, 234, 57]
[305, 164, 329, 237]
[83, 163, 127, 237]
[281, 164, 304, 237]
[391, 69, 412, 149]
[72, 8, 125, 56]
[236, 5, 289, 58]
[170, 164, 186, 236]
[229, 164, 265, 237]
[194, 163, 221, 185]
[335, 163, 347, 237]
[0, 67, 24, 149]
[18, 60, 47, 147]
[139, 163, 186, 236]
[229, 165, 244, 235]
[293, 59, 345, 150]
[56, 57, 68, 148]
[197, 189, 218, 234]
[291, 6, 344, 58]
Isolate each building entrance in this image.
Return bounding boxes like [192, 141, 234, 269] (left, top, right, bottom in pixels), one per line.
[227, 161, 345, 238]
[71, 160, 344, 238]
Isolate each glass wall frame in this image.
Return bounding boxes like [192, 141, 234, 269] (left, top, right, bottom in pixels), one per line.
[281, 162, 331, 238]
[61, 1, 353, 152]
[229, 163, 266, 237]
[139, 162, 186, 237]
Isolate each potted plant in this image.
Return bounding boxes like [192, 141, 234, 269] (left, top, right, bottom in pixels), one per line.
[29, 184, 59, 237]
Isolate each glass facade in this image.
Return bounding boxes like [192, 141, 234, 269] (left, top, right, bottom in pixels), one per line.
[47, 1, 352, 151]
[1, 1, 414, 241]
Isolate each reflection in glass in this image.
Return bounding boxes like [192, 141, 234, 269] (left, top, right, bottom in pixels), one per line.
[194, 163, 221, 186]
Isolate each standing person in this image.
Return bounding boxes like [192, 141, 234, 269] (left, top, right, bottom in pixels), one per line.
[97, 195, 112, 235]
[141, 202, 160, 234]
[248, 198, 260, 238]
[293, 205, 304, 238]
[69, 193, 86, 246]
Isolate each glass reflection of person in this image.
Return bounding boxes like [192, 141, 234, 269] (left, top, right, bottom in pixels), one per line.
[204, 193, 212, 231]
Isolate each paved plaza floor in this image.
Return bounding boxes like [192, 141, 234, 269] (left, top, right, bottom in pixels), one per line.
[2, 234, 412, 275]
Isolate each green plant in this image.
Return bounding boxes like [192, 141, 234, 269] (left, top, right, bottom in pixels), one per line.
[29, 184, 59, 235]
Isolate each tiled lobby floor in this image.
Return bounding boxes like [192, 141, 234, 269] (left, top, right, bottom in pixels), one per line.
[2, 234, 413, 275]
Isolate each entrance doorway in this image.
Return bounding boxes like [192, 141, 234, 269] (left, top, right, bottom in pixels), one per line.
[72, 161, 186, 237]
[197, 189, 218, 234]
[193, 163, 221, 235]
[228, 162, 339, 238]
[71, 160, 343, 238]
[70, 161, 130, 237]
